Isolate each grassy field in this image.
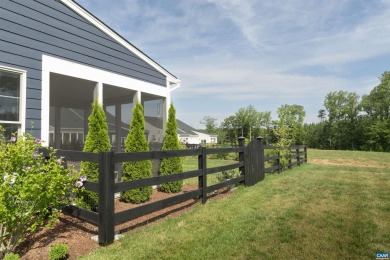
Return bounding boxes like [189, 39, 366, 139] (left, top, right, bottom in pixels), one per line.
[82, 150, 390, 259]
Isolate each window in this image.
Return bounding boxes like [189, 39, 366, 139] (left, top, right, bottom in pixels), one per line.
[0, 66, 26, 138]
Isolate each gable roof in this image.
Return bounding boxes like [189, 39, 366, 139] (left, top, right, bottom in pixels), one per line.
[176, 119, 198, 135]
[61, 0, 180, 86]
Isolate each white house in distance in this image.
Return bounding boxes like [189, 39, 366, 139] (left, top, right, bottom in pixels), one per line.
[177, 119, 218, 147]
[0, 0, 180, 152]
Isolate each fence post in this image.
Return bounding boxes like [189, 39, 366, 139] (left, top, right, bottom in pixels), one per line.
[304, 146, 307, 163]
[277, 150, 281, 174]
[98, 151, 115, 245]
[198, 147, 207, 204]
[257, 137, 265, 182]
[238, 137, 245, 184]
[296, 147, 300, 166]
[288, 147, 292, 169]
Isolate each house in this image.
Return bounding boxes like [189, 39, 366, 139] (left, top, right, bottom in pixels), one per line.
[177, 119, 218, 147]
[0, 0, 180, 152]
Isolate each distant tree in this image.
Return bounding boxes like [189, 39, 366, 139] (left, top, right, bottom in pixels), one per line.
[159, 104, 183, 193]
[221, 115, 240, 145]
[121, 103, 152, 203]
[361, 71, 390, 121]
[257, 111, 272, 145]
[360, 71, 390, 151]
[79, 100, 111, 211]
[275, 104, 306, 144]
[273, 105, 293, 170]
[324, 91, 360, 150]
[200, 116, 218, 134]
[318, 109, 326, 122]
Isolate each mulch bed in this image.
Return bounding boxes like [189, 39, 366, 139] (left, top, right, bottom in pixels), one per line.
[16, 184, 233, 259]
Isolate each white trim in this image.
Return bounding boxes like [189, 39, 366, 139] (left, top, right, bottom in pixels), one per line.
[0, 64, 26, 135]
[60, 0, 180, 85]
[94, 82, 103, 105]
[41, 55, 171, 143]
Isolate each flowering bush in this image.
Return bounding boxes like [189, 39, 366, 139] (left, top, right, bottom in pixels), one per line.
[0, 127, 76, 258]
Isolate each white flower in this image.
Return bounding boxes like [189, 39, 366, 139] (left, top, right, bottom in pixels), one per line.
[75, 181, 83, 188]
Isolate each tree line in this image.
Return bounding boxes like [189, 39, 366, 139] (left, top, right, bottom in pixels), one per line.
[201, 71, 390, 152]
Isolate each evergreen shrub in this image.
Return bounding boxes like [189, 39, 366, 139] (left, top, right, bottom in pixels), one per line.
[159, 104, 183, 193]
[121, 103, 152, 203]
[79, 100, 111, 211]
[49, 243, 68, 260]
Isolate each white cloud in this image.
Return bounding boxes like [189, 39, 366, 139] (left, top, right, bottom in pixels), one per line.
[75, 0, 390, 127]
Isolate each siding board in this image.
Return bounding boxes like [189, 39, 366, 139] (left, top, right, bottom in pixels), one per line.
[0, 21, 163, 79]
[25, 119, 41, 129]
[26, 98, 41, 110]
[0, 50, 41, 69]
[1, 34, 164, 85]
[26, 88, 41, 100]
[0, 0, 171, 138]
[26, 109, 41, 119]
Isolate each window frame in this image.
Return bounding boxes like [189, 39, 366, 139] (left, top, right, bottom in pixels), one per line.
[0, 65, 26, 136]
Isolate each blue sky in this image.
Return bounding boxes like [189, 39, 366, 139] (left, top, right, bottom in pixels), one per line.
[77, 0, 390, 129]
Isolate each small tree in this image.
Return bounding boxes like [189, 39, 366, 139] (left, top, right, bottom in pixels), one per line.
[121, 103, 152, 203]
[0, 127, 76, 258]
[159, 104, 183, 193]
[79, 100, 111, 211]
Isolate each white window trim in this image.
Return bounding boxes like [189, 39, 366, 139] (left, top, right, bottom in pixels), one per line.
[41, 54, 171, 145]
[0, 64, 26, 135]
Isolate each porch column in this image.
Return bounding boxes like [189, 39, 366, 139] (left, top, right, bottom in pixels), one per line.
[163, 96, 170, 133]
[133, 90, 141, 104]
[115, 104, 121, 152]
[94, 82, 103, 105]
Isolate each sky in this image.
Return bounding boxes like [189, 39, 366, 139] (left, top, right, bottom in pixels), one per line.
[77, 0, 390, 129]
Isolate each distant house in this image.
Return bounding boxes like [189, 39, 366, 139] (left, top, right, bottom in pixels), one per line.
[0, 0, 180, 152]
[177, 119, 218, 147]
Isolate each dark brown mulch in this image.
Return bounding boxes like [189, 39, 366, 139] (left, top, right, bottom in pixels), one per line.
[16, 184, 234, 259]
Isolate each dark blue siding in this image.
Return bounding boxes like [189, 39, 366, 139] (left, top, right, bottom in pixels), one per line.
[0, 0, 167, 136]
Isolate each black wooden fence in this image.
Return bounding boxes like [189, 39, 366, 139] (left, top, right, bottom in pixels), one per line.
[56, 137, 307, 245]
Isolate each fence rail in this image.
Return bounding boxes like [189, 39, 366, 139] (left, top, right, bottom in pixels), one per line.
[57, 137, 307, 245]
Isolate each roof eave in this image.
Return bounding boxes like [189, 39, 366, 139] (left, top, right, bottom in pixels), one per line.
[60, 0, 180, 84]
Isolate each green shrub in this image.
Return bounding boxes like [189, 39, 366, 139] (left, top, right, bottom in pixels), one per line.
[49, 243, 68, 260]
[216, 169, 240, 182]
[0, 127, 76, 258]
[79, 100, 111, 211]
[159, 104, 183, 193]
[3, 253, 19, 260]
[121, 103, 152, 203]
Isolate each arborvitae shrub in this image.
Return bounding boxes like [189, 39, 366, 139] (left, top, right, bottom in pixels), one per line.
[121, 103, 152, 203]
[3, 253, 20, 260]
[79, 100, 111, 211]
[49, 243, 69, 260]
[159, 104, 183, 193]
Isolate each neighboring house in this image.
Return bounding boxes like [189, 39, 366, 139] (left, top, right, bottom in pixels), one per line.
[0, 0, 180, 152]
[177, 119, 218, 147]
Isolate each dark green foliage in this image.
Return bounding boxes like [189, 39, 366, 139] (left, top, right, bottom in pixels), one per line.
[121, 103, 152, 203]
[159, 104, 183, 193]
[49, 243, 69, 260]
[79, 100, 111, 211]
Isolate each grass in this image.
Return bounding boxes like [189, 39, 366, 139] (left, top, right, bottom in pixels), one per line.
[81, 150, 390, 259]
[182, 156, 238, 186]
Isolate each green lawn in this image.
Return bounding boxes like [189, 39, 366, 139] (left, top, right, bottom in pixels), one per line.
[182, 156, 238, 186]
[81, 150, 390, 259]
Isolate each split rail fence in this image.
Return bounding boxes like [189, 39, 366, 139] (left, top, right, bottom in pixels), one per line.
[55, 137, 307, 245]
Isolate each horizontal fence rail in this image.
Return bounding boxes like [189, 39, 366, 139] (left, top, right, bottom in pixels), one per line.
[55, 138, 307, 245]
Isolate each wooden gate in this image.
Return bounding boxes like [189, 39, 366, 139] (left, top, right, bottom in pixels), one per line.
[245, 137, 265, 186]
